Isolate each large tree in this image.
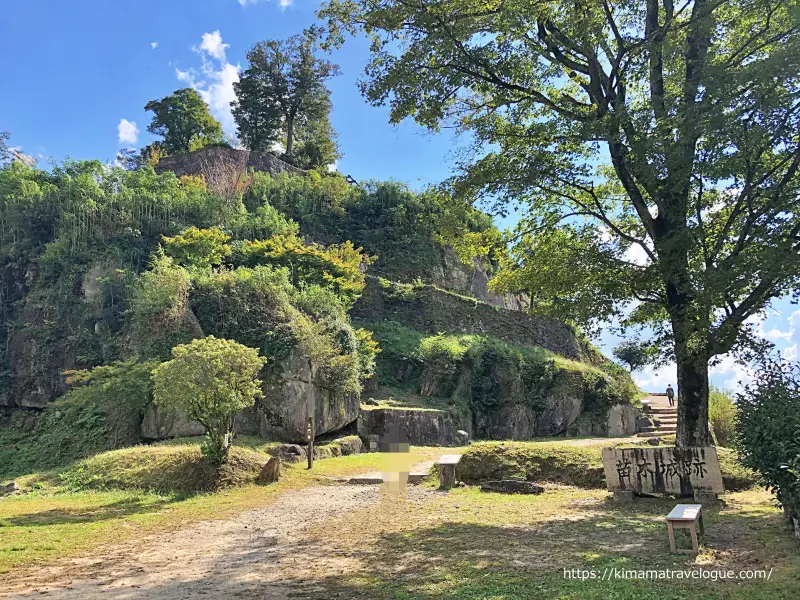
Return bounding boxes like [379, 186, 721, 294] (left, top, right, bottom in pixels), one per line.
[232, 27, 341, 164]
[321, 0, 800, 446]
[145, 88, 224, 155]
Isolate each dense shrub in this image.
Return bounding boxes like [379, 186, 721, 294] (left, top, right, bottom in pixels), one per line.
[737, 360, 800, 530]
[709, 386, 738, 447]
[242, 172, 501, 282]
[233, 235, 372, 308]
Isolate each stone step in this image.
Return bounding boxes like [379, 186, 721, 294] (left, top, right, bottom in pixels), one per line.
[649, 407, 677, 414]
[637, 427, 677, 437]
[346, 471, 431, 486]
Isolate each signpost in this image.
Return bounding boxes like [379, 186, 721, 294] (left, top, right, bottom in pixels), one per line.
[306, 416, 314, 470]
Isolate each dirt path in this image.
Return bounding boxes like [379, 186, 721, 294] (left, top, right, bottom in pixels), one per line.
[1, 483, 438, 599]
[0, 452, 448, 600]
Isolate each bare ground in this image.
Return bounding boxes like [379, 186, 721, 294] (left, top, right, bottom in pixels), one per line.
[0, 483, 438, 599]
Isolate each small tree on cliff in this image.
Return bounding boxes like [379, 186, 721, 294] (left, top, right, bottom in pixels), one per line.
[145, 88, 224, 155]
[321, 0, 800, 446]
[152, 336, 266, 464]
[232, 27, 340, 164]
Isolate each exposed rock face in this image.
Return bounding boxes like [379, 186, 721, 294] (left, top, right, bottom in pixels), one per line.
[252, 350, 361, 443]
[140, 404, 206, 440]
[143, 351, 361, 443]
[154, 147, 301, 180]
[352, 276, 601, 364]
[569, 403, 642, 437]
[358, 407, 471, 447]
[472, 376, 585, 440]
[430, 247, 530, 311]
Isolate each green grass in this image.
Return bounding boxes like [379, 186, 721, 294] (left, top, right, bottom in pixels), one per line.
[298, 486, 800, 599]
[457, 441, 759, 490]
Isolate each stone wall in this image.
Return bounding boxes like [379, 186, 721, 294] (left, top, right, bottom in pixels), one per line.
[358, 407, 471, 446]
[154, 147, 301, 180]
[352, 276, 602, 364]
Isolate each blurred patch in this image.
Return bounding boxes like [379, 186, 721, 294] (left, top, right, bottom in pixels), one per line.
[379, 423, 412, 499]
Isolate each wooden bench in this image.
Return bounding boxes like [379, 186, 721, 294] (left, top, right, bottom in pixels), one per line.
[666, 503, 705, 554]
[437, 454, 462, 490]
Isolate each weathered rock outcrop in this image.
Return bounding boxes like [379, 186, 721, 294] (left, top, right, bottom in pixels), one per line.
[472, 375, 586, 440]
[254, 350, 360, 443]
[569, 403, 642, 437]
[358, 407, 471, 447]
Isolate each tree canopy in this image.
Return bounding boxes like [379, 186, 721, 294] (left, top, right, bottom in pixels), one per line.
[232, 27, 341, 167]
[145, 88, 225, 155]
[152, 336, 266, 464]
[321, 0, 800, 446]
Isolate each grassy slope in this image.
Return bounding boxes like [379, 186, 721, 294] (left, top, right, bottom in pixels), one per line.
[457, 440, 759, 491]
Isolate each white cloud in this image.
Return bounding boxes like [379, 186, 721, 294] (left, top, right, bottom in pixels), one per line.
[784, 344, 798, 361]
[197, 30, 229, 61]
[634, 363, 678, 394]
[177, 32, 241, 134]
[623, 243, 651, 267]
[151, 42, 158, 49]
[238, 0, 293, 7]
[117, 119, 139, 145]
[710, 354, 755, 392]
[765, 326, 795, 341]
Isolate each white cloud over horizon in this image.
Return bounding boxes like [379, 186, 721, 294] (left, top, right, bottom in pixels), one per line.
[151, 42, 158, 49]
[117, 119, 139, 145]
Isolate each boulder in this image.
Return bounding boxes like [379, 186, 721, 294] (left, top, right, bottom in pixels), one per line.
[480, 480, 545, 495]
[336, 436, 363, 456]
[252, 350, 360, 443]
[636, 416, 654, 429]
[257, 457, 281, 484]
[269, 444, 306, 464]
[1, 481, 19, 495]
[455, 430, 470, 445]
[570, 403, 642, 437]
[606, 404, 640, 436]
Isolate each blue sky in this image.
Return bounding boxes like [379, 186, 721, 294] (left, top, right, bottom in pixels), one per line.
[2, 0, 796, 393]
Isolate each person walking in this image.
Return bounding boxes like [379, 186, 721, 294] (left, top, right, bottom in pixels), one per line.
[666, 384, 675, 407]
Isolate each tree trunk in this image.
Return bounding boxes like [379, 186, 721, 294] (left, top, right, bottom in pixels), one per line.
[286, 115, 295, 157]
[675, 348, 711, 447]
